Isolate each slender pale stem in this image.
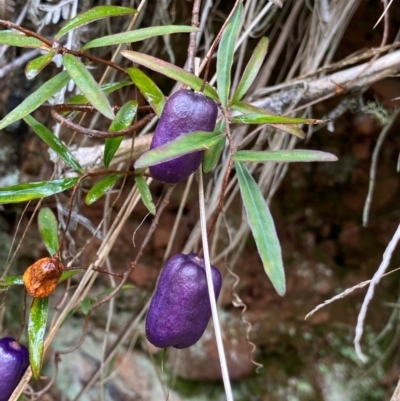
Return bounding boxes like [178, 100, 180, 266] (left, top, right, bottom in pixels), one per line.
[197, 167, 233, 401]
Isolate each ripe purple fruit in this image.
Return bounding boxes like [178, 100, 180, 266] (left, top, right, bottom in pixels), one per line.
[0, 337, 29, 401]
[146, 253, 222, 349]
[149, 89, 218, 184]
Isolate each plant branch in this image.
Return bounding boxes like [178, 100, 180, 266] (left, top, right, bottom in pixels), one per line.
[51, 106, 155, 138]
[0, 19, 127, 75]
[187, 0, 202, 74]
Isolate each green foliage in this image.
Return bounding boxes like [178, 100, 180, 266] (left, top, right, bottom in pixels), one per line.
[28, 297, 49, 379]
[135, 131, 224, 169]
[127, 68, 165, 116]
[0, 70, 70, 130]
[82, 25, 197, 51]
[0, 31, 46, 48]
[217, 3, 243, 108]
[235, 161, 286, 296]
[0, 178, 79, 204]
[55, 5, 137, 40]
[25, 50, 56, 80]
[104, 100, 138, 167]
[23, 115, 84, 173]
[63, 54, 115, 119]
[85, 174, 122, 205]
[38, 208, 59, 256]
[230, 37, 269, 104]
[203, 120, 226, 173]
[121, 51, 219, 100]
[233, 149, 338, 163]
[135, 176, 156, 215]
[231, 113, 322, 125]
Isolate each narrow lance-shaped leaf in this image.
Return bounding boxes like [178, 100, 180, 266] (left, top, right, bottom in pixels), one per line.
[232, 102, 306, 139]
[104, 100, 138, 167]
[60, 270, 80, 282]
[217, 2, 243, 108]
[127, 67, 165, 116]
[0, 70, 70, 130]
[23, 115, 84, 173]
[0, 275, 24, 287]
[38, 207, 59, 256]
[55, 6, 137, 40]
[66, 80, 133, 106]
[82, 25, 197, 51]
[85, 174, 122, 205]
[235, 161, 286, 296]
[121, 51, 219, 101]
[232, 113, 323, 125]
[63, 54, 115, 120]
[230, 37, 269, 104]
[0, 31, 48, 48]
[25, 50, 56, 80]
[135, 131, 224, 169]
[203, 120, 226, 173]
[135, 176, 156, 215]
[0, 178, 79, 204]
[233, 150, 338, 163]
[28, 297, 49, 379]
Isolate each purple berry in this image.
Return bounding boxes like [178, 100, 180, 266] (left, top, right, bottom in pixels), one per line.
[149, 89, 218, 184]
[0, 337, 29, 401]
[145, 253, 222, 349]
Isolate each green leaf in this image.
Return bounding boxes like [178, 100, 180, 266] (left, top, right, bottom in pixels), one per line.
[231, 113, 323, 125]
[230, 37, 269, 104]
[82, 25, 197, 51]
[232, 102, 306, 139]
[66, 80, 133, 106]
[121, 51, 219, 101]
[81, 298, 92, 315]
[104, 100, 138, 167]
[38, 207, 59, 256]
[235, 161, 285, 296]
[127, 67, 165, 116]
[25, 50, 56, 80]
[233, 150, 338, 163]
[203, 120, 226, 173]
[60, 270, 80, 282]
[28, 297, 49, 379]
[85, 174, 122, 205]
[0, 31, 47, 48]
[217, 3, 243, 108]
[23, 115, 84, 173]
[135, 131, 224, 169]
[0, 275, 24, 286]
[55, 6, 137, 40]
[0, 178, 79, 204]
[135, 176, 156, 215]
[0, 70, 70, 130]
[109, 100, 138, 132]
[63, 54, 115, 120]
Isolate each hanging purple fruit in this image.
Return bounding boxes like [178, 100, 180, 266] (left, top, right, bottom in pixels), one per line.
[149, 89, 218, 184]
[146, 253, 222, 349]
